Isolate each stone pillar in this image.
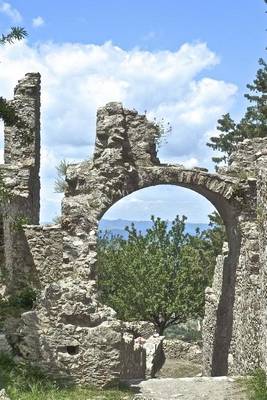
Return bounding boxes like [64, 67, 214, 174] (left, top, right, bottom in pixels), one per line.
[2, 73, 41, 293]
[227, 141, 262, 375]
[202, 244, 228, 375]
[203, 139, 267, 376]
[0, 212, 5, 295]
[256, 150, 267, 372]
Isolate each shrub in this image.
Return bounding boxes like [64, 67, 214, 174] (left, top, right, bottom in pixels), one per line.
[245, 368, 267, 400]
[0, 287, 36, 330]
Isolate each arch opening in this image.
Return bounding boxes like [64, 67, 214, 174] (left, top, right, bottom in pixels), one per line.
[96, 184, 241, 379]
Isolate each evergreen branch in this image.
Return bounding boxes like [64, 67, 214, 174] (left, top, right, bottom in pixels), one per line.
[0, 27, 27, 45]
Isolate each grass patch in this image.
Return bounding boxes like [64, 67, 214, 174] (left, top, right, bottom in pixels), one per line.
[243, 368, 267, 400]
[0, 353, 134, 400]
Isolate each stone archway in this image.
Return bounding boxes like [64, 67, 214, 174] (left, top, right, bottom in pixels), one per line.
[5, 77, 264, 388]
[58, 102, 246, 383]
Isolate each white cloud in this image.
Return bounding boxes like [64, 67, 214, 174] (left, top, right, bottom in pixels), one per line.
[0, 2, 22, 22]
[0, 40, 237, 222]
[32, 16, 45, 28]
[182, 157, 199, 169]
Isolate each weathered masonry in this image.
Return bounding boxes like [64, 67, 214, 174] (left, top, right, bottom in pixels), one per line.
[0, 73, 267, 386]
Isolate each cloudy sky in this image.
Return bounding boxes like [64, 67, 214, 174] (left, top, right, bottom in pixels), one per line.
[0, 1, 265, 223]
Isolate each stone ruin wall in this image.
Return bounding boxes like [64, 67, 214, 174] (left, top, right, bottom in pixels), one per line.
[0, 73, 267, 386]
[202, 243, 228, 374]
[0, 73, 40, 294]
[226, 140, 264, 375]
[203, 138, 267, 376]
[255, 145, 267, 374]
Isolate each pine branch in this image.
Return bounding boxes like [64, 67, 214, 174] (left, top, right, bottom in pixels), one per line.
[207, 57, 267, 166]
[0, 27, 27, 45]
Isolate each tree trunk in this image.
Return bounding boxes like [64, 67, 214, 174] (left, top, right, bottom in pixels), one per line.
[157, 324, 166, 335]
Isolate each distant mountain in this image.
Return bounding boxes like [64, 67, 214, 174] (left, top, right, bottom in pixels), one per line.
[99, 219, 209, 239]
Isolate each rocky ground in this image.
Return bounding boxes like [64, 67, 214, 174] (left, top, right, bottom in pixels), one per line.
[132, 376, 248, 400]
[156, 359, 202, 379]
[129, 356, 248, 400]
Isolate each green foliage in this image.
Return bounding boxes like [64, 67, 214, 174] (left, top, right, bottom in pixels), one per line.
[54, 160, 70, 193]
[12, 215, 30, 232]
[0, 28, 24, 127]
[0, 353, 133, 400]
[0, 96, 35, 143]
[0, 97, 17, 126]
[207, 58, 267, 166]
[98, 213, 225, 334]
[0, 27, 27, 45]
[165, 319, 202, 342]
[199, 211, 227, 279]
[153, 117, 172, 148]
[7, 287, 36, 309]
[0, 27, 34, 144]
[244, 368, 267, 400]
[0, 97, 35, 143]
[0, 101, 34, 145]
[0, 287, 36, 329]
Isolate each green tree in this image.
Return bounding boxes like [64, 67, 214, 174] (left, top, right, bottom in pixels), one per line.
[203, 211, 226, 257]
[207, 58, 267, 166]
[98, 215, 212, 335]
[54, 159, 70, 193]
[0, 27, 28, 126]
[190, 211, 226, 286]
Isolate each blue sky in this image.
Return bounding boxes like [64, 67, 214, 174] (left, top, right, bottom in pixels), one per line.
[0, 1, 266, 222]
[6, 0, 266, 90]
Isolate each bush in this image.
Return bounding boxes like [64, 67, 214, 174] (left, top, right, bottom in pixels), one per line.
[0, 287, 36, 330]
[8, 287, 36, 309]
[245, 368, 267, 400]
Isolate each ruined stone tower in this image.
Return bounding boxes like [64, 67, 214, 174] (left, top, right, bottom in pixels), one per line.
[1, 73, 267, 386]
[0, 73, 40, 294]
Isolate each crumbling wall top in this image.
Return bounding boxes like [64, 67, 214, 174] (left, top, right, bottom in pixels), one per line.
[4, 72, 41, 168]
[94, 102, 159, 166]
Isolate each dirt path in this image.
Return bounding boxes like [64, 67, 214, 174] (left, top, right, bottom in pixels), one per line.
[131, 377, 248, 400]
